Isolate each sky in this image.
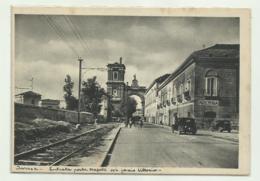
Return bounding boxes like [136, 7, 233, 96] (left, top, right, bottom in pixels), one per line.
[15, 15, 239, 102]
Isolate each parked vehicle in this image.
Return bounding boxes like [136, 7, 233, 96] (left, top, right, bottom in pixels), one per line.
[211, 120, 231, 132]
[173, 117, 197, 135]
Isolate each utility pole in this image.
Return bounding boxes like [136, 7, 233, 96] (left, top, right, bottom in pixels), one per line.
[78, 57, 83, 124]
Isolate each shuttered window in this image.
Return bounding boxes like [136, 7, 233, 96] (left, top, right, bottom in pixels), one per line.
[205, 77, 218, 96]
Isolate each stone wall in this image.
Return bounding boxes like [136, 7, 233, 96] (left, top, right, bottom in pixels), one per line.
[15, 103, 94, 124]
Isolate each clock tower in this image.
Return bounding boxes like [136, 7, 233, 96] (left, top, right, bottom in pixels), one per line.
[106, 57, 126, 112]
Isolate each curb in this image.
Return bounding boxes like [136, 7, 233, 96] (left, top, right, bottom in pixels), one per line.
[211, 135, 238, 142]
[147, 122, 238, 142]
[99, 125, 122, 167]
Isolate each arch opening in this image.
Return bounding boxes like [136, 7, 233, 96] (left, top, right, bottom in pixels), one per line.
[128, 94, 144, 117]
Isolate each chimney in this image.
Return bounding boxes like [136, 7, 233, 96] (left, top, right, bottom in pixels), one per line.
[119, 57, 122, 64]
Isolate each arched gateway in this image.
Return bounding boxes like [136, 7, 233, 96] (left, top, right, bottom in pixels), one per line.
[106, 58, 146, 117]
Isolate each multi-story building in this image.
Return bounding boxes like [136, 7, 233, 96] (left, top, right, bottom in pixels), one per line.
[146, 44, 239, 129]
[144, 74, 170, 124]
[106, 57, 126, 112]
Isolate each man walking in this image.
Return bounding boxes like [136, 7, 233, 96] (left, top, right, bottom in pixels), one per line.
[140, 116, 144, 128]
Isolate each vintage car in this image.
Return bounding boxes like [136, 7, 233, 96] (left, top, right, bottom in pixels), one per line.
[211, 120, 231, 132]
[172, 117, 197, 135]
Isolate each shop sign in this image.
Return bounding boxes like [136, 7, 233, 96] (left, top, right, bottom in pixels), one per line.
[198, 100, 219, 106]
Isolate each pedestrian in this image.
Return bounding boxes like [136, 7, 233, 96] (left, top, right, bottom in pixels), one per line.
[133, 117, 137, 127]
[94, 118, 98, 126]
[125, 119, 128, 127]
[129, 117, 133, 128]
[125, 117, 130, 128]
[140, 116, 144, 128]
[172, 113, 178, 133]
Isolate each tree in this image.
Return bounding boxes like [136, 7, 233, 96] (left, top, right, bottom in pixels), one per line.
[81, 76, 105, 117]
[63, 75, 78, 110]
[120, 97, 137, 118]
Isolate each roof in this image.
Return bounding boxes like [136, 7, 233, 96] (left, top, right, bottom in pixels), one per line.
[158, 44, 239, 90]
[193, 44, 239, 59]
[107, 62, 126, 69]
[16, 91, 41, 97]
[155, 74, 171, 84]
[145, 74, 170, 94]
[41, 99, 60, 102]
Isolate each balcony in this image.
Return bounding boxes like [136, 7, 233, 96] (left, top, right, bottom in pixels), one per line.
[203, 89, 219, 100]
[171, 98, 176, 105]
[205, 96, 219, 100]
[158, 103, 163, 109]
[177, 95, 183, 103]
[184, 90, 191, 101]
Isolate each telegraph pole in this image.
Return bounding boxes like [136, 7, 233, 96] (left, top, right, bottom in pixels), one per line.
[78, 57, 83, 124]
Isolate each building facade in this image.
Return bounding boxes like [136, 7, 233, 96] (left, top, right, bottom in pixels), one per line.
[41, 99, 60, 109]
[106, 57, 126, 112]
[144, 74, 170, 124]
[15, 91, 42, 106]
[145, 44, 239, 129]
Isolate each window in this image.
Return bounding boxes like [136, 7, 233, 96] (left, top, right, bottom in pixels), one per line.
[205, 70, 218, 97]
[185, 80, 191, 91]
[113, 71, 118, 80]
[172, 85, 176, 98]
[205, 77, 218, 96]
[179, 84, 183, 95]
[168, 87, 171, 99]
[113, 89, 118, 97]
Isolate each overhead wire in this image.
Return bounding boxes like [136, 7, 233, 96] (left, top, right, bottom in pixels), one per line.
[76, 17, 109, 62]
[49, 15, 80, 56]
[62, 15, 89, 55]
[42, 15, 109, 81]
[64, 15, 94, 58]
[41, 15, 79, 57]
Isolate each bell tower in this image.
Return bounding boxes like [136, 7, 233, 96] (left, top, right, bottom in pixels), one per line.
[106, 57, 126, 112]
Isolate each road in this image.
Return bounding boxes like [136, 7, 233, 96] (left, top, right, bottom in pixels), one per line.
[108, 123, 238, 168]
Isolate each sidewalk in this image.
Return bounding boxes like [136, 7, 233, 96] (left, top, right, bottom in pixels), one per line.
[147, 122, 238, 142]
[199, 130, 238, 142]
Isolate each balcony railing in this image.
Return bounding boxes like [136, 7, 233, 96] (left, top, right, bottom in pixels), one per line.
[177, 95, 182, 103]
[171, 98, 176, 105]
[166, 100, 170, 106]
[203, 89, 219, 100]
[183, 90, 191, 101]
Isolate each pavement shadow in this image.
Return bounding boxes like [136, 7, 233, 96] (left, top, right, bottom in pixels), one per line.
[193, 133, 211, 137]
[171, 133, 211, 137]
